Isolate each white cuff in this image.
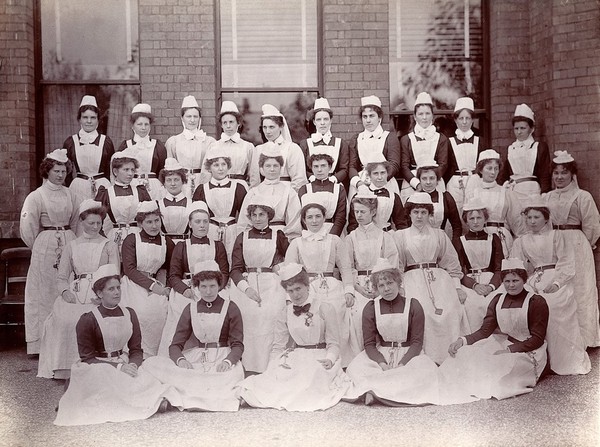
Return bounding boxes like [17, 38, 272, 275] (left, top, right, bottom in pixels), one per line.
[223, 359, 233, 367]
[350, 176, 360, 189]
[460, 336, 468, 346]
[116, 363, 123, 371]
[328, 175, 337, 183]
[488, 283, 496, 291]
[237, 280, 250, 293]
[453, 277, 462, 289]
[344, 285, 355, 295]
[409, 178, 420, 189]
[308, 175, 316, 182]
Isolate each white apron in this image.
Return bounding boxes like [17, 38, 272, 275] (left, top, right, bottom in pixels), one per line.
[158, 199, 188, 241]
[447, 137, 479, 212]
[126, 139, 165, 200]
[70, 134, 111, 209]
[307, 138, 341, 172]
[300, 182, 340, 234]
[105, 185, 142, 247]
[203, 182, 239, 263]
[401, 133, 445, 203]
[470, 186, 514, 256]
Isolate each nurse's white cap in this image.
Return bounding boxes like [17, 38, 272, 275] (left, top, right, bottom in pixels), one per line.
[477, 149, 500, 162]
[371, 257, 397, 274]
[192, 260, 220, 274]
[462, 198, 487, 212]
[353, 184, 377, 199]
[415, 92, 433, 106]
[205, 146, 230, 161]
[92, 264, 120, 287]
[45, 148, 69, 163]
[79, 95, 98, 108]
[407, 192, 433, 205]
[132, 103, 151, 114]
[261, 142, 283, 158]
[136, 201, 159, 214]
[112, 148, 138, 161]
[248, 194, 275, 210]
[79, 199, 103, 215]
[220, 100, 240, 115]
[501, 258, 526, 272]
[278, 263, 305, 281]
[513, 103, 535, 123]
[553, 150, 575, 164]
[360, 95, 382, 108]
[261, 104, 283, 117]
[454, 97, 474, 112]
[313, 97, 331, 111]
[187, 200, 209, 216]
[521, 195, 547, 211]
[181, 95, 200, 109]
[416, 159, 439, 169]
[163, 157, 183, 171]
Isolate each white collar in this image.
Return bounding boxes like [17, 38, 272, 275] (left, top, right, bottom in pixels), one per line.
[302, 227, 328, 241]
[220, 132, 241, 143]
[262, 179, 280, 186]
[311, 131, 332, 144]
[133, 133, 151, 145]
[509, 135, 535, 151]
[414, 124, 437, 140]
[455, 129, 474, 140]
[114, 181, 131, 187]
[78, 129, 99, 144]
[165, 191, 186, 201]
[273, 135, 286, 145]
[359, 125, 384, 140]
[210, 177, 230, 187]
[182, 128, 206, 141]
[481, 180, 498, 189]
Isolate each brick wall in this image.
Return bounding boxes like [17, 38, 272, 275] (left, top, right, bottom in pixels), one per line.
[138, 0, 217, 143]
[0, 0, 36, 238]
[322, 0, 390, 140]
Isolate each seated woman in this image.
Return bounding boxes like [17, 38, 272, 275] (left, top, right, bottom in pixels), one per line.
[297, 153, 347, 236]
[238, 145, 302, 240]
[229, 196, 289, 373]
[144, 260, 244, 412]
[285, 202, 356, 366]
[345, 258, 439, 406]
[236, 263, 350, 411]
[121, 201, 175, 357]
[345, 188, 399, 356]
[38, 200, 119, 380]
[510, 202, 591, 375]
[394, 192, 469, 365]
[439, 258, 548, 403]
[456, 199, 503, 332]
[54, 264, 174, 426]
[192, 147, 247, 262]
[347, 162, 407, 233]
[158, 157, 190, 242]
[158, 201, 229, 357]
[95, 150, 151, 248]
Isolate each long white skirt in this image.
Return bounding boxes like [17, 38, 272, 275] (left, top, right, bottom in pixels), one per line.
[236, 348, 351, 411]
[437, 334, 547, 403]
[229, 272, 287, 373]
[121, 277, 168, 357]
[37, 297, 95, 379]
[54, 361, 175, 426]
[526, 271, 591, 375]
[403, 268, 469, 364]
[157, 286, 197, 358]
[144, 347, 244, 412]
[70, 177, 111, 215]
[345, 347, 440, 405]
[461, 272, 502, 333]
[347, 274, 375, 358]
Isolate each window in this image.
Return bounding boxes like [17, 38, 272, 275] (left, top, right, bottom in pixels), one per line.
[389, 0, 488, 140]
[38, 0, 140, 152]
[217, 0, 321, 144]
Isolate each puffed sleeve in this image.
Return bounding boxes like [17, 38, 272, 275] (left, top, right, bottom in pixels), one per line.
[167, 241, 190, 295]
[248, 146, 261, 189]
[235, 190, 253, 234]
[230, 233, 248, 289]
[394, 230, 408, 276]
[348, 135, 361, 187]
[57, 241, 74, 294]
[19, 190, 41, 248]
[287, 142, 308, 191]
[391, 193, 408, 230]
[577, 190, 600, 246]
[215, 240, 230, 285]
[320, 301, 340, 363]
[284, 238, 301, 264]
[136, 185, 152, 202]
[76, 311, 102, 364]
[434, 134, 449, 180]
[333, 236, 355, 294]
[126, 307, 144, 366]
[335, 138, 350, 185]
[551, 230, 575, 288]
[362, 300, 386, 364]
[382, 232, 399, 269]
[169, 303, 193, 363]
[165, 135, 177, 159]
[443, 192, 463, 248]
[535, 142, 552, 193]
[399, 134, 415, 186]
[121, 233, 154, 291]
[274, 230, 290, 265]
[399, 298, 424, 365]
[383, 132, 401, 180]
[283, 187, 302, 239]
[436, 230, 463, 286]
[330, 184, 348, 236]
[270, 305, 290, 360]
[225, 301, 244, 365]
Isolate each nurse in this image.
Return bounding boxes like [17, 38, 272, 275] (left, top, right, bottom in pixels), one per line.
[157, 158, 190, 242]
[166, 95, 216, 197]
[248, 104, 307, 191]
[399, 92, 449, 203]
[63, 95, 114, 209]
[299, 97, 350, 187]
[117, 103, 167, 200]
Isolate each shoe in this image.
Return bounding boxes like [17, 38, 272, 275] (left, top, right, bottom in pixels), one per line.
[157, 399, 170, 413]
[365, 392, 375, 406]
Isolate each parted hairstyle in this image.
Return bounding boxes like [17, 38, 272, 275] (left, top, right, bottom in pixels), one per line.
[551, 160, 578, 177]
[135, 209, 163, 225]
[475, 157, 502, 176]
[246, 204, 275, 222]
[280, 268, 310, 290]
[308, 153, 334, 168]
[416, 165, 439, 180]
[404, 201, 434, 216]
[39, 158, 73, 179]
[77, 104, 100, 121]
[359, 105, 383, 120]
[181, 106, 201, 117]
[159, 168, 187, 184]
[500, 269, 528, 283]
[365, 161, 392, 176]
[130, 112, 153, 125]
[351, 197, 378, 214]
[111, 156, 140, 171]
[522, 206, 550, 221]
[413, 103, 434, 116]
[461, 208, 489, 224]
[192, 270, 225, 289]
[80, 206, 108, 222]
[92, 275, 121, 295]
[300, 203, 326, 222]
[204, 155, 232, 171]
[371, 268, 403, 289]
[258, 153, 284, 168]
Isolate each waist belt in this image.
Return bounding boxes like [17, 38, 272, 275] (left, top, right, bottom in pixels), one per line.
[76, 173, 104, 180]
[113, 222, 138, 229]
[454, 170, 475, 176]
[43, 225, 71, 231]
[469, 268, 491, 275]
[185, 168, 203, 174]
[324, 218, 334, 223]
[183, 272, 193, 280]
[210, 218, 236, 227]
[405, 263, 438, 272]
[247, 267, 273, 273]
[484, 222, 505, 228]
[164, 233, 188, 239]
[553, 224, 582, 231]
[97, 349, 123, 358]
[270, 220, 285, 226]
[74, 273, 94, 280]
[229, 174, 245, 180]
[513, 176, 537, 184]
[198, 342, 229, 349]
[134, 173, 157, 179]
[382, 225, 393, 232]
[534, 264, 556, 272]
[308, 272, 335, 278]
[139, 271, 157, 279]
[296, 343, 326, 350]
[507, 335, 525, 344]
[357, 270, 372, 276]
[280, 176, 292, 182]
[379, 340, 410, 348]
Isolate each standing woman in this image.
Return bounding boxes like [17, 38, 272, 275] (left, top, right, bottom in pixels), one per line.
[299, 97, 350, 187]
[456, 200, 504, 332]
[499, 104, 552, 199]
[464, 149, 522, 255]
[229, 196, 290, 373]
[63, 95, 114, 210]
[510, 202, 591, 375]
[285, 202, 356, 366]
[544, 150, 600, 348]
[38, 200, 119, 379]
[166, 95, 215, 198]
[444, 97, 483, 213]
[157, 158, 190, 242]
[117, 103, 167, 201]
[205, 101, 254, 189]
[394, 193, 469, 365]
[95, 151, 151, 248]
[248, 104, 307, 191]
[120, 201, 175, 357]
[158, 201, 229, 357]
[399, 92, 449, 203]
[236, 264, 350, 411]
[20, 149, 78, 355]
[192, 147, 247, 262]
[348, 95, 401, 199]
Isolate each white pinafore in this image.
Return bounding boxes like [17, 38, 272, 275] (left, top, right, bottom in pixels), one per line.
[69, 134, 111, 209]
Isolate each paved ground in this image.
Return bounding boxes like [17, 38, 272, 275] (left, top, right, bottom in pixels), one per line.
[0, 347, 598, 447]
